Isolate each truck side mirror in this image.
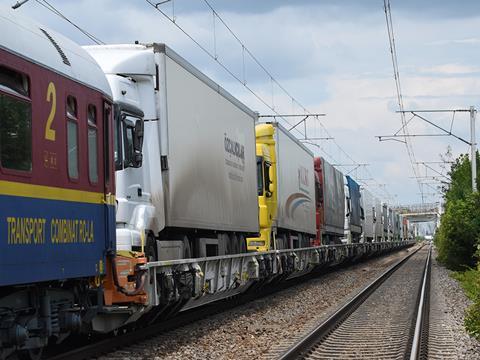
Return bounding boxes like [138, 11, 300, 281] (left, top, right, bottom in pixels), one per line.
[133, 119, 144, 168]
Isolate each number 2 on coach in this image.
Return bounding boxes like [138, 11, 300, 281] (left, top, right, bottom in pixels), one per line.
[45, 81, 56, 141]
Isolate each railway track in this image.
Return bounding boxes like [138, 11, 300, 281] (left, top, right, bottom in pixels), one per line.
[44, 246, 419, 360]
[279, 245, 431, 360]
[45, 254, 372, 360]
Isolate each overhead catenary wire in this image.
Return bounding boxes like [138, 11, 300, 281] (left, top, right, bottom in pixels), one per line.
[148, 2, 357, 179]
[201, 0, 310, 116]
[383, 0, 423, 201]
[34, 0, 105, 44]
[154, 1, 355, 158]
[144, 0, 308, 139]
[146, 0, 393, 201]
[204, 0, 394, 201]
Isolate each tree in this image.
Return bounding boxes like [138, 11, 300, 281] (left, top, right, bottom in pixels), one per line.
[436, 192, 480, 269]
[435, 151, 480, 270]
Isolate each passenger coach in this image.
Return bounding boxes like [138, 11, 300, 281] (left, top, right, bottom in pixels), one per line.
[0, 11, 115, 358]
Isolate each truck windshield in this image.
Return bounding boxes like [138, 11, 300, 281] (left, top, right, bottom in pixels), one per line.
[257, 156, 264, 195]
[114, 103, 143, 170]
[264, 161, 272, 197]
[121, 114, 142, 168]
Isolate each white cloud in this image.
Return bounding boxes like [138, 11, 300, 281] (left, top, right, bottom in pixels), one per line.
[429, 38, 480, 45]
[418, 64, 480, 75]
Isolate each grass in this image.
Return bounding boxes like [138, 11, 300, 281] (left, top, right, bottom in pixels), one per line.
[453, 268, 480, 339]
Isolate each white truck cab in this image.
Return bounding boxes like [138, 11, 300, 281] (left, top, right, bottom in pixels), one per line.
[85, 44, 259, 260]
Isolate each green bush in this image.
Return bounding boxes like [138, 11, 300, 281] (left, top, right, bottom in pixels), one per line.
[453, 268, 480, 299]
[435, 152, 480, 336]
[435, 152, 480, 270]
[435, 192, 480, 270]
[444, 154, 477, 204]
[453, 268, 480, 339]
[465, 300, 480, 339]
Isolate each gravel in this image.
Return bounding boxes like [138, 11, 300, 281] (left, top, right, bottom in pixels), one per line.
[99, 246, 419, 360]
[429, 249, 480, 360]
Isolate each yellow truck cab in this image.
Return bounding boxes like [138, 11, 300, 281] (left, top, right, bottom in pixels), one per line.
[247, 122, 316, 252]
[247, 124, 277, 252]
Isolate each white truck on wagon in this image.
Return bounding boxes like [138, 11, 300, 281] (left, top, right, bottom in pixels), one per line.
[374, 198, 383, 242]
[361, 189, 375, 242]
[275, 123, 316, 248]
[85, 43, 259, 260]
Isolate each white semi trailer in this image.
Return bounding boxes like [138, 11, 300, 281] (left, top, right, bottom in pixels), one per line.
[361, 189, 375, 242]
[374, 198, 383, 242]
[318, 157, 346, 244]
[273, 123, 316, 248]
[381, 202, 389, 241]
[393, 212, 402, 241]
[388, 207, 394, 241]
[85, 43, 259, 260]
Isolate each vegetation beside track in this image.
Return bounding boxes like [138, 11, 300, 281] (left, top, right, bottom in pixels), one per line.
[435, 153, 480, 270]
[434, 152, 480, 338]
[453, 268, 480, 339]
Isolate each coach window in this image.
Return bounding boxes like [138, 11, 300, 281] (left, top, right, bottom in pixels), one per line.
[0, 66, 31, 171]
[66, 96, 78, 179]
[87, 104, 98, 183]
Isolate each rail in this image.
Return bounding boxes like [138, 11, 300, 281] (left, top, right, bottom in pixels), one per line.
[279, 244, 426, 360]
[410, 245, 431, 359]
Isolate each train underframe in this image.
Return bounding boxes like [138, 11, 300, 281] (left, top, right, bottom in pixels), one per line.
[0, 280, 97, 359]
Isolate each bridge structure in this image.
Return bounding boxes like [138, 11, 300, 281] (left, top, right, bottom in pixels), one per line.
[392, 202, 442, 238]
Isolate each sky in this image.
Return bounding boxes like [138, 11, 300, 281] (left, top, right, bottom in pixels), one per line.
[11, 0, 480, 205]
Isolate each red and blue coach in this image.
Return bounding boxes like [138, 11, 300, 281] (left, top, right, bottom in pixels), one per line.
[0, 9, 115, 358]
